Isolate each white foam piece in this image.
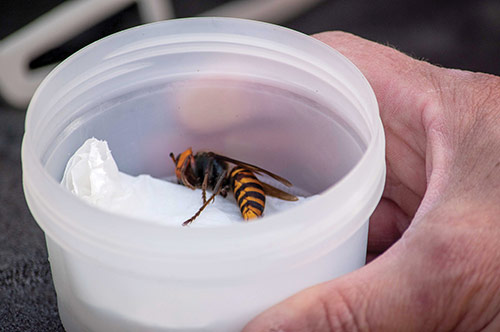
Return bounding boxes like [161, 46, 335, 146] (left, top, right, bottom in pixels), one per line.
[61, 138, 311, 227]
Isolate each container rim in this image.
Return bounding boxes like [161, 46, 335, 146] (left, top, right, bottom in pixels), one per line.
[22, 17, 385, 261]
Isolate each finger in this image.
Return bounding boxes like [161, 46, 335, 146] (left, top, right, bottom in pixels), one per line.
[383, 127, 427, 215]
[313, 31, 431, 159]
[313, 31, 432, 110]
[243, 242, 430, 332]
[368, 198, 411, 254]
[313, 31, 429, 219]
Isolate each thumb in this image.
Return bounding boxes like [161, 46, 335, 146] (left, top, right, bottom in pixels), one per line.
[242, 239, 438, 332]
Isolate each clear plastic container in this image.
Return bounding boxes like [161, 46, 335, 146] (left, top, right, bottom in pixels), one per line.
[22, 18, 385, 332]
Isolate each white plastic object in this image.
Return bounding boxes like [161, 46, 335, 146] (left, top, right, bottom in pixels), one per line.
[0, 0, 140, 109]
[22, 18, 385, 332]
[0, 0, 323, 109]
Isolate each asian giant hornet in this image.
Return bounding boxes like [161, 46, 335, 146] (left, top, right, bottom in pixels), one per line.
[169, 148, 298, 226]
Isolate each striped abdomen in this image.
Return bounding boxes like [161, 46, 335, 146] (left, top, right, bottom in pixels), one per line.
[230, 166, 266, 220]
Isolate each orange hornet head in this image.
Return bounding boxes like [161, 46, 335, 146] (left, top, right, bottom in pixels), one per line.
[169, 147, 195, 184]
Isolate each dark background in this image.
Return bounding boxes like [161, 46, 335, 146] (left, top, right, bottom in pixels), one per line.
[1, 0, 499, 330]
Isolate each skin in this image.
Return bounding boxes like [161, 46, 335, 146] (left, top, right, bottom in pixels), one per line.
[243, 31, 500, 332]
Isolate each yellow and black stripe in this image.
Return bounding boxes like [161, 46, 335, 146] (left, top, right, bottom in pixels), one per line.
[229, 166, 266, 220]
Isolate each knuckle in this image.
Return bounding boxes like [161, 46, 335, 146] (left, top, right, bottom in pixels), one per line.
[322, 287, 367, 332]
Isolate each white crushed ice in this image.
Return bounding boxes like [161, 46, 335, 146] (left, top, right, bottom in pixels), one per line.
[61, 138, 311, 227]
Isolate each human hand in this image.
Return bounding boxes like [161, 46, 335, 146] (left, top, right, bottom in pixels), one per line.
[243, 32, 500, 331]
